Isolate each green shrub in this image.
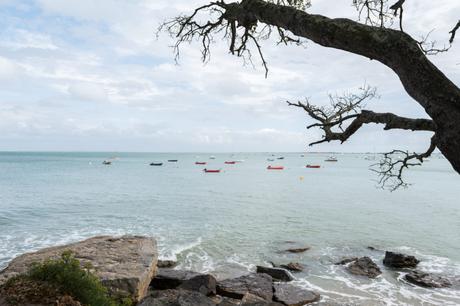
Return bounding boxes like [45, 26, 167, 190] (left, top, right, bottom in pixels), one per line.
[27, 250, 130, 306]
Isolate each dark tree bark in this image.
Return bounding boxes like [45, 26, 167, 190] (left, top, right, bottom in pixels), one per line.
[222, 0, 460, 174]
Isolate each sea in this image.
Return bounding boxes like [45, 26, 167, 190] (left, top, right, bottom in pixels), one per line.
[0, 152, 459, 305]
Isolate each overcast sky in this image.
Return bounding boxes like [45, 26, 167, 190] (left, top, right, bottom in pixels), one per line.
[0, 0, 458, 152]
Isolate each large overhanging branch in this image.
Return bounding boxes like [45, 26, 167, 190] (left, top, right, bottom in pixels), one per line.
[162, 0, 460, 175]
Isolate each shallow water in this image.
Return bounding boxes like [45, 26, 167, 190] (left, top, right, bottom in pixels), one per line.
[0, 152, 459, 305]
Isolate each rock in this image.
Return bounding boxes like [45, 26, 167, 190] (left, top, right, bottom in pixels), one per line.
[277, 262, 304, 272]
[335, 258, 358, 265]
[158, 260, 178, 268]
[217, 297, 242, 305]
[151, 269, 203, 290]
[241, 293, 284, 306]
[178, 274, 217, 296]
[139, 289, 215, 306]
[0, 236, 157, 302]
[256, 266, 293, 282]
[273, 283, 321, 305]
[284, 247, 310, 254]
[383, 251, 420, 269]
[217, 273, 274, 301]
[405, 271, 452, 288]
[346, 257, 381, 278]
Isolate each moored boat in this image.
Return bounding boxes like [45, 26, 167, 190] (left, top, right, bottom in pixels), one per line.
[325, 156, 338, 162]
[195, 162, 207, 165]
[150, 162, 163, 166]
[267, 165, 284, 170]
[204, 168, 221, 173]
[225, 161, 236, 164]
[306, 165, 321, 169]
[168, 160, 178, 163]
[102, 160, 112, 165]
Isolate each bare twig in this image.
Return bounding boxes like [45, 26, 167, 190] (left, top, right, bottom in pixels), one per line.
[372, 135, 437, 191]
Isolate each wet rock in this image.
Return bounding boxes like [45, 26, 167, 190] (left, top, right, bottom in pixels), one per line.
[151, 269, 203, 290]
[256, 266, 293, 282]
[335, 258, 358, 265]
[178, 274, 217, 296]
[405, 271, 452, 288]
[0, 236, 157, 302]
[383, 251, 419, 269]
[346, 257, 381, 278]
[158, 260, 178, 268]
[279, 262, 304, 272]
[284, 247, 311, 254]
[273, 283, 321, 305]
[217, 273, 273, 301]
[139, 289, 215, 306]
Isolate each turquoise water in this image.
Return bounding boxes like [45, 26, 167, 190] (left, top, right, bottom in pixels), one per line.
[0, 152, 459, 305]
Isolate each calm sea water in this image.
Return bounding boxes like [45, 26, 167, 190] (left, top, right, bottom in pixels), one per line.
[0, 152, 459, 305]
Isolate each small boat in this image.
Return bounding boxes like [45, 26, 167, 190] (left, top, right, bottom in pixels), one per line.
[325, 156, 338, 162]
[204, 168, 221, 173]
[277, 157, 285, 160]
[267, 166, 284, 170]
[209, 156, 216, 160]
[306, 165, 321, 169]
[225, 161, 236, 164]
[150, 162, 163, 166]
[168, 160, 178, 163]
[102, 160, 112, 165]
[267, 158, 275, 162]
[195, 162, 207, 165]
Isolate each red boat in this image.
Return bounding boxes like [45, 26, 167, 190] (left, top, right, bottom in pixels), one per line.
[225, 161, 236, 164]
[195, 162, 207, 165]
[267, 166, 284, 170]
[306, 165, 321, 169]
[204, 169, 221, 173]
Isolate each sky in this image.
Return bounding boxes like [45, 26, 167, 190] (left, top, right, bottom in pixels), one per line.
[0, 0, 458, 152]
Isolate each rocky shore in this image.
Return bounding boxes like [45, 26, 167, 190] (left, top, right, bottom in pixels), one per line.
[0, 236, 455, 305]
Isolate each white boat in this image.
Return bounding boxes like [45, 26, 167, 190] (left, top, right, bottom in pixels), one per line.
[325, 156, 338, 162]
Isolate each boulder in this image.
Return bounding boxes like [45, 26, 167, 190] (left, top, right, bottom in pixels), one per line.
[217, 273, 274, 301]
[273, 283, 320, 305]
[158, 260, 178, 268]
[346, 257, 381, 278]
[151, 269, 203, 290]
[139, 289, 215, 306]
[335, 258, 358, 265]
[279, 262, 304, 272]
[405, 271, 452, 288]
[178, 274, 217, 296]
[256, 266, 293, 282]
[383, 251, 419, 269]
[0, 236, 157, 302]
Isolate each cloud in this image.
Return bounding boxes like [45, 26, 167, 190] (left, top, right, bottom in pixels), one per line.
[0, 0, 458, 152]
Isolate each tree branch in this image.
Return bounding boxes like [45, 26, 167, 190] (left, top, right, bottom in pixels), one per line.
[450, 20, 460, 44]
[372, 135, 437, 191]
